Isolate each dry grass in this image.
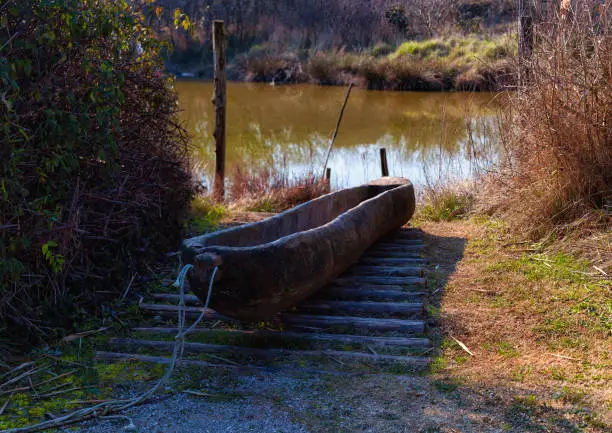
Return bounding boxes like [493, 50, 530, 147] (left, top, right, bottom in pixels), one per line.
[422, 218, 611, 431]
[228, 167, 330, 212]
[489, 0, 612, 240]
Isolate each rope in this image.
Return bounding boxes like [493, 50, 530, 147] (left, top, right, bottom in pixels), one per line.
[5, 264, 217, 433]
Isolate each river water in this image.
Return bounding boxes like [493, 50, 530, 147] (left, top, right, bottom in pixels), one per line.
[177, 81, 501, 190]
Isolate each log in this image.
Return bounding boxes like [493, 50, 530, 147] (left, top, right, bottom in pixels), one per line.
[282, 314, 425, 333]
[131, 327, 430, 348]
[108, 339, 428, 366]
[299, 300, 423, 315]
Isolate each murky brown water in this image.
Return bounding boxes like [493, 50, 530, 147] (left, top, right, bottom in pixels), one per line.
[177, 81, 501, 189]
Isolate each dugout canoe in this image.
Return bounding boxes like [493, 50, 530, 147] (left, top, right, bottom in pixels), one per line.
[181, 177, 416, 321]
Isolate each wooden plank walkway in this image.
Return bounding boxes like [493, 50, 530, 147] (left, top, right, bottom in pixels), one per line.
[96, 228, 430, 372]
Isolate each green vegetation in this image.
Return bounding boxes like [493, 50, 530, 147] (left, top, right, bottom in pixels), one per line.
[425, 215, 611, 431]
[415, 186, 475, 223]
[243, 34, 515, 91]
[186, 197, 227, 234]
[0, 0, 192, 343]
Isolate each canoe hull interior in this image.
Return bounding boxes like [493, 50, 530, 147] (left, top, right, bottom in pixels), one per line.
[181, 177, 416, 321]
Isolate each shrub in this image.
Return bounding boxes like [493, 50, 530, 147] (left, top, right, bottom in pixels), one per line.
[489, 0, 611, 239]
[0, 0, 193, 340]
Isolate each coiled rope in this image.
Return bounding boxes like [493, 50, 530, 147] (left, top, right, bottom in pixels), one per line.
[6, 264, 217, 433]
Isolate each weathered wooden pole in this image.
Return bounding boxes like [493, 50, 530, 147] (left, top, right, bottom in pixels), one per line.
[322, 83, 353, 177]
[325, 167, 332, 192]
[518, 15, 534, 85]
[212, 20, 227, 200]
[380, 148, 389, 177]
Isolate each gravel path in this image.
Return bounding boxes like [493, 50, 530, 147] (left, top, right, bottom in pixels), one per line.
[80, 368, 526, 433]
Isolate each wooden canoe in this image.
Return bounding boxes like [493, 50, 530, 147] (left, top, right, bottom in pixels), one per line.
[181, 177, 416, 321]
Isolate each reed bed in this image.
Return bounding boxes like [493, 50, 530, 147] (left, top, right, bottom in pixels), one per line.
[485, 0, 611, 243]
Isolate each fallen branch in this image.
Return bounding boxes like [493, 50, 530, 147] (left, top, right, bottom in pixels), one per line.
[0, 393, 13, 416]
[450, 336, 475, 357]
[549, 353, 582, 362]
[593, 265, 607, 276]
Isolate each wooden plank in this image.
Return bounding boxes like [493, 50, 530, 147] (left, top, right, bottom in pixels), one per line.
[363, 251, 423, 259]
[359, 257, 426, 266]
[376, 239, 424, 247]
[138, 303, 228, 321]
[152, 293, 201, 305]
[317, 287, 425, 301]
[108, 339, 429, 366]
[334, 276, 426, 286]
[95, 352, 358, 376]
[283, 314, 425, 333]
[300, 300, 423, 315]
[347, 265, 423, 277]
[369, 245, 426, 253]
[131, 327, 430, 348]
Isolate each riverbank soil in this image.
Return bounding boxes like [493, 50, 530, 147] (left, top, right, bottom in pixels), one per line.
[2, 218, 609, 432]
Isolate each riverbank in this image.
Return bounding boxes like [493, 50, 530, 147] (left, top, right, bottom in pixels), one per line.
[174, 35, 517, 92]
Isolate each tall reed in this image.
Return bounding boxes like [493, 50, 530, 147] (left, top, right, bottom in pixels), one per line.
[489, 0, 611, 239]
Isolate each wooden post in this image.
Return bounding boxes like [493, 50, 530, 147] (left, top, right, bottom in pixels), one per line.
[325, 167, 331, 192]
[212, 20, 227, 200]
[379, 148, 389, 177]
[519, 15, 534, 85]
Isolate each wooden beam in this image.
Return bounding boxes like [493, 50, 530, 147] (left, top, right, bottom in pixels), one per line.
[108, 339, 429, 366]
[131, 327, 430, 348]
[363, 251, 424, 259]
[359, 257, 426, 266]
[369, 245, 426, 253]
[138, 303, 228, 321]
[376, 239, 425, 247]
[299, 300, 423, 315]
[95, 352, 357, 376]
[317, 287, 425, 301]
[283, 314, 425, 333]
[347, 265, 423, 277]
[333, 276, 426, 286]
[152, 293, 201, 305]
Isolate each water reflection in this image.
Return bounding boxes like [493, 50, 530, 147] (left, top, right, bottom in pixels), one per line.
[177, 81, 501, 189]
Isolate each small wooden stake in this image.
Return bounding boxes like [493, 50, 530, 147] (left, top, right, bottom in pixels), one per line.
[380, 148, 389, 177]
[325, 167, 331, 191]
[212, 20, 227, 200]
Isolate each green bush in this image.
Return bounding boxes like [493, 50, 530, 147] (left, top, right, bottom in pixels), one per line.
[0, 0, 193, 341]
